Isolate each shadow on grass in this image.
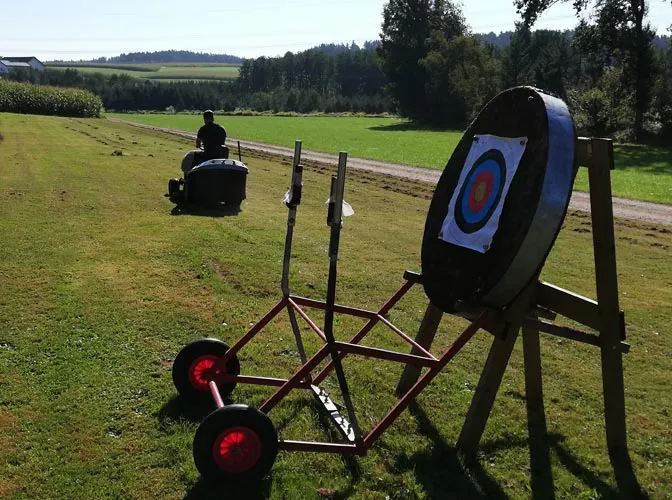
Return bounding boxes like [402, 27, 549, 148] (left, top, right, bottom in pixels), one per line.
[367, 122, 454, 133]
[479, 433, 647, 499]
[469, 423, 644, 500]
[613, 144, 672, 175]
[400, 401, 647, 499]
[394, 402, 507, 499]
[167, 198, 242, 217]
[185, 476, 273, 500]
[157, 395, 234, 427]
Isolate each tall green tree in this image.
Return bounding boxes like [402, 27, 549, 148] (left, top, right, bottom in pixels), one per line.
[422, 34, 501, 126]
[515, 0, 670, 139]
[653, 44, 672, 141]
[379, 0, 467, 121]
[502, 25, 571, 97]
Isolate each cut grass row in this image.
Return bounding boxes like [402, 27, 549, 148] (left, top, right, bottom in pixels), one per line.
[110, 113, 672, 205]
[1, 112, 671, 498]
[47, 63, 240, 81]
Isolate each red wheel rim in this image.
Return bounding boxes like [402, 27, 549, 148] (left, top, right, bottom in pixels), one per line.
[188, 354, 225, 391]
[212, 426, 262, 473]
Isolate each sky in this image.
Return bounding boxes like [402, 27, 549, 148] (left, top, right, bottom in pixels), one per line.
[1, 0, 670, 61]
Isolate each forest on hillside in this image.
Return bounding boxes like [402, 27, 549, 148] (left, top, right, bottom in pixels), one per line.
[50, 50, 243, 65]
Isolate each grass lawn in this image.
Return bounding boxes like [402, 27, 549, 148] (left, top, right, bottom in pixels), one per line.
[0, 112, 671, 499]
[47, 63, 240, 81]
[110, 113, 672, 205]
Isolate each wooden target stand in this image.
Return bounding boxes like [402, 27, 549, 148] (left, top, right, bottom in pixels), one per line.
[397, 137, 641, 495]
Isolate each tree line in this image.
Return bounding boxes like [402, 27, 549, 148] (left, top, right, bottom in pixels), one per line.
[5, 69, 240, 112]
[379, 0, 671, 141]
[7, 1, 672, 142]
[50, 50, 243, 65]
[476, 30, 669, 50]
[235, 45, 392, 113]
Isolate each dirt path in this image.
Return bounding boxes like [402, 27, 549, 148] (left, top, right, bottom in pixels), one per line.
[109, 117, 672, 226]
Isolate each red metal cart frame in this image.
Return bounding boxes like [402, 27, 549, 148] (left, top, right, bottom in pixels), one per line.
[202, 141, 490, 456]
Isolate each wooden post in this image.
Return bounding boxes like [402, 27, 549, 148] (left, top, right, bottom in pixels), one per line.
[456, 322, 520, 453]
[395, 302, 443, 395]
[587, 139, 629, 460]
[457, 281, 537, 453]
[522, 322, 555, 498]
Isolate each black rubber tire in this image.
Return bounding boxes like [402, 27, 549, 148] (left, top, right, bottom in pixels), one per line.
[168, 178, 181, 196]
[193, 404, 278, 482]
[172, 338, 240, 402]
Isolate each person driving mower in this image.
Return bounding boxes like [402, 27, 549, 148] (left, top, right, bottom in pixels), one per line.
[181, 110, 229, 176]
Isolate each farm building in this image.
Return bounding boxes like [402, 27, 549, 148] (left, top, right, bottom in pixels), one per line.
[0, 61, 8, 75]
[0, 57, 45, 72]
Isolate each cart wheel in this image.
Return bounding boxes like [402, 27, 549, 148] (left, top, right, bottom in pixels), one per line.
[172, 338, 240, 401]
[194, 404, 278, 482]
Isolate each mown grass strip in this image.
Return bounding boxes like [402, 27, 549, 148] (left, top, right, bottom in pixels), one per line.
[110, 113, 672, 205]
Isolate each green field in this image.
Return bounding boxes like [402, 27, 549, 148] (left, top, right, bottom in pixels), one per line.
[110, 113, 672, 205]
[1, 112, 671, 498]
[47, 63, 240, 81]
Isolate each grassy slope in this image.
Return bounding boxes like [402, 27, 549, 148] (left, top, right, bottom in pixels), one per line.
[47, 63, 240, 81]
[111, 113, 672, 205]
[0, 113, 671, 499]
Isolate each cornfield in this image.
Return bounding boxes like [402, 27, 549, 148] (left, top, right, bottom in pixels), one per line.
[0, 80, 102, 118]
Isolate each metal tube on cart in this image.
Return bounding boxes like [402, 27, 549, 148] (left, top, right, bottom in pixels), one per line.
[209, 380, 225, 409]
[322, 152, 363, 442]
[281, 140, 303, 297]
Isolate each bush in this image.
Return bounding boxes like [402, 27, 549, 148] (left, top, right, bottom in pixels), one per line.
[572, 87, 610, 136]
[0, 80, 102, 117]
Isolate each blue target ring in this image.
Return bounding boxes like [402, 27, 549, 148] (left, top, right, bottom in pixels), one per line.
[454, 149, 506, 234]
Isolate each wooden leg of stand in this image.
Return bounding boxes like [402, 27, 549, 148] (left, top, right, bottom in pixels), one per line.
[395, 302, 443, 395]
[588, 139, 629, 457]
[523, 325, 555, 498]
[457, 280, 537, 454]
[457, 322, 520, 454]
[589, 139, 642, 497]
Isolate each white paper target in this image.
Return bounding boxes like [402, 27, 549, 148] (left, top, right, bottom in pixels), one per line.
[439, 135, 527, 253]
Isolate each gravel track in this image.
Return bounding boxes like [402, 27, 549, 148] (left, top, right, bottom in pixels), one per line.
[109, 117, 672, 226]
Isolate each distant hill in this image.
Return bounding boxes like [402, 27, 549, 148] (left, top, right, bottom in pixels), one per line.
[654, 35, 671, 50]
[476, 31, 514, 47]
[46, 31, 667, 66]
[476, 30, 669, 50]
[51, 50, 242, 65]
[49, 44, 382, 65]
[310, 41, 381, 55]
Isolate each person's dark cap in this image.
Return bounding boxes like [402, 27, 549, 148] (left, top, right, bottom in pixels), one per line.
[203, 110, 214, 120]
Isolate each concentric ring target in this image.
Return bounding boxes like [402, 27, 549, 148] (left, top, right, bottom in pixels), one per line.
[454, 149, 506, 234]
[421, 86, 578, 313]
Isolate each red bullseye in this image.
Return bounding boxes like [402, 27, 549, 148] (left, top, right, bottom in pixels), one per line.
[467, 171, 495, 213]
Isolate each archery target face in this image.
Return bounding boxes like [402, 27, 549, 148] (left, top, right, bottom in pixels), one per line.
[439, 135, 527, 253]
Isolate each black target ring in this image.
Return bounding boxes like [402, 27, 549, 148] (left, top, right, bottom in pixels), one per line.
[453, 148, 506, 234]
